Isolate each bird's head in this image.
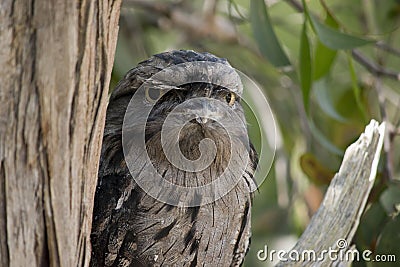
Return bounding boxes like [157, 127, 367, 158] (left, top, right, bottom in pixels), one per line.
[144, 82, 247, 149]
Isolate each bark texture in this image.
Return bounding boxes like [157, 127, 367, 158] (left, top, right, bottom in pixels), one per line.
[0, 0, 121, 266]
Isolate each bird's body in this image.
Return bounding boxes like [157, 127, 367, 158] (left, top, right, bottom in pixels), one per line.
[90, 50, 257, 266]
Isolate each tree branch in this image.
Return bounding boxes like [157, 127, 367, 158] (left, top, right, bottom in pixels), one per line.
[376, 41, 400, 57]
[352, 50, 400, 80]
[276, 120, 385, 266]
[125, 0, 238, 43]
[124, 0, 258, 53]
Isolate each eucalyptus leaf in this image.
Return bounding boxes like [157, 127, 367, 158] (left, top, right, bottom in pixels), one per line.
[375, 215, 400, 266]
[308, 118, 343, 156]
[380, 187, 400, 215]
[313, 11, 338, 80]
[347, 53, 368, 121]
[301, 0, 373, 50]
[300, 22, 312, 112]
[355, 202, 387, 251]
[313, 79, 347, 122]
[250, 0, 291, 67]
[313, 41, 337, 80]
[310, 14, 373, 49]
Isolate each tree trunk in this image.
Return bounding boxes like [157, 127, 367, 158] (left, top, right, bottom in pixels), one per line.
[0, 1, 121, 266]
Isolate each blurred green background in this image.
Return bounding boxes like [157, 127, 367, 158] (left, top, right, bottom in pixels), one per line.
[111, 0, 400, 266]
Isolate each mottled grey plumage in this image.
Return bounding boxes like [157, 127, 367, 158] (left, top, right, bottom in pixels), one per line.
[90, 50, 258, 266]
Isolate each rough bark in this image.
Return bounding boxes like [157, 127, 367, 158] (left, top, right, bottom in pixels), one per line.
[0, 0, 121, 266]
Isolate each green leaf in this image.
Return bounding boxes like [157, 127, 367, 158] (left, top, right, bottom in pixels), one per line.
[308, 118, 343, 156]
[300, 22, 312, 112]
[313, 79, 347, 122]
[355, 202, 387, 251]
[250, 0, 290, 67]
[380, 187, 400, 215]
[313, 12, 338, 80]
[313, 41, 337, 80]
[310, 15, 373, 49]
[300, 153, 334, 185]
[302, 0, 374, 50]
[227, 0, 247, 22]
[346, 53, 368, 121]
[375, 215, 400, 266]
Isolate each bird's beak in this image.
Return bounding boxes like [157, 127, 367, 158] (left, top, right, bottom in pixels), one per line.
[195, 116, 209, 125]
[193, 98, 216, 125]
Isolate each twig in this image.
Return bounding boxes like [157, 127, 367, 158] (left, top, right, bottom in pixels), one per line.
[125, 0, 237, 43]
[352, 50, 400, 80]
[285, 0, 304, 12]
[373, 76, 394, 182]
[384, 118, 400, 183]
[124, 0, 259, 55]
[376, 41, 400, 57]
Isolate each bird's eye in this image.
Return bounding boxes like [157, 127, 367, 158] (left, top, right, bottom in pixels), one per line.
[225, 92, 236, 106]
[145, 88, 163, 103]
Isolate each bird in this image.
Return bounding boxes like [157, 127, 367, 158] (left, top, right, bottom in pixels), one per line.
[90, 50, 258, 267]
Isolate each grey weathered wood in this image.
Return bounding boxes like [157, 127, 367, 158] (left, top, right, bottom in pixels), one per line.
[0, 1, 122, 266]
[276, 120, 385, 266]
